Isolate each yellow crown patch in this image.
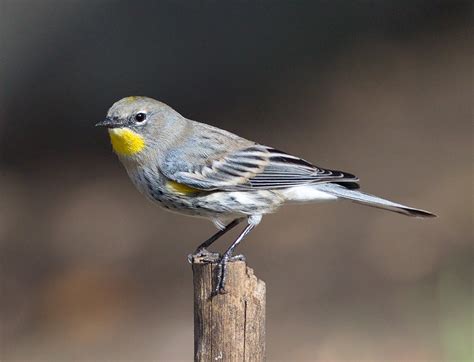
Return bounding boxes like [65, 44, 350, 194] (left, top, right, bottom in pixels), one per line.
[123, 96, 138, 103]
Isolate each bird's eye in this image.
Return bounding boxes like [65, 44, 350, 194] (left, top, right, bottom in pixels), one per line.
[135, 112, 147, 123]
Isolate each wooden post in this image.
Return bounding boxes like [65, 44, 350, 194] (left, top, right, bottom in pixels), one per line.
[192, 255, 266, 361]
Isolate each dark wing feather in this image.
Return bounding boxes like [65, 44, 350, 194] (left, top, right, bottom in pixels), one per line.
[248, 148, 359, 189]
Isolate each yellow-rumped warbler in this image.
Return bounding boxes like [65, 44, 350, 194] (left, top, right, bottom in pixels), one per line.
[96, 96, 436, 293]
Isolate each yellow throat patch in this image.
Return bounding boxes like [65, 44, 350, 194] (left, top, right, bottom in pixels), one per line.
[108, 128, 145, 156]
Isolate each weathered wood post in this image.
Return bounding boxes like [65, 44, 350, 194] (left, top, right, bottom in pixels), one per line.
[192, 255, 266, 361]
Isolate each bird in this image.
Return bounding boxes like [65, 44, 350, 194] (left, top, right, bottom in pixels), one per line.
[96, 96, 436, 294]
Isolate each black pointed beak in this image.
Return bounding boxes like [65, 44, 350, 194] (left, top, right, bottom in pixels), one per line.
[95, 117, 120, 128]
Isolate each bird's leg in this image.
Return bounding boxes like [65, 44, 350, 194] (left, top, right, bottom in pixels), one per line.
[214, 222, 256, 295]
[188, 219, 242, 263]
[194, 218, 242, 254]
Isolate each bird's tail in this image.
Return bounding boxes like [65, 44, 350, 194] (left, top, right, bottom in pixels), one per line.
[315, 184, 436, 218]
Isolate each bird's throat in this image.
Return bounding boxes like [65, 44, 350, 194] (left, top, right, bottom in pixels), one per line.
[108, 128, 145, 156]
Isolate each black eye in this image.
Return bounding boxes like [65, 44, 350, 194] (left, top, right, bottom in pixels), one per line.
[135, 112, 147, 123]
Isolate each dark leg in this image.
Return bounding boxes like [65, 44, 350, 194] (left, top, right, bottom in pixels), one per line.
[214, 222, 256, 294]
[193, 219, 242, 255]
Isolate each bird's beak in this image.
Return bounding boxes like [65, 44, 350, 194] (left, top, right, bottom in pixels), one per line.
[95, 117, 120, 128]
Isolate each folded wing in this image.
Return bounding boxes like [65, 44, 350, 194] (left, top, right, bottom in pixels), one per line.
[162, 144, 359, 191]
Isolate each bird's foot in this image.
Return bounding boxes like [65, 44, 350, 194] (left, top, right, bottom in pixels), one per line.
[213, 253, 246, 295]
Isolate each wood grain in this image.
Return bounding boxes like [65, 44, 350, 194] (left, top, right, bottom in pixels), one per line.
[192, 256, 265, 361]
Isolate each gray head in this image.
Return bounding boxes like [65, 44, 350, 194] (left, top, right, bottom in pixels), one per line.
[97, 96, 183, 132]
[96, 96, 187, 157]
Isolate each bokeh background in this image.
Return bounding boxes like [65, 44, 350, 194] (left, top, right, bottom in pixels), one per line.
[1, 1, 472, 361]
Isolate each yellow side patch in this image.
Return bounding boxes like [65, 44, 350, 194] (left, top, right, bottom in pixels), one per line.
[167, 180, 201, 195]
[108, 128, 145, 156]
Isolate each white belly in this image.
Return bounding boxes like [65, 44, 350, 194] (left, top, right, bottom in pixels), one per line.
[280, 185, 338, 203]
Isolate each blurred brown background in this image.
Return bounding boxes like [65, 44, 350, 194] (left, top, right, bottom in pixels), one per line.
[0, 1, 472, 361]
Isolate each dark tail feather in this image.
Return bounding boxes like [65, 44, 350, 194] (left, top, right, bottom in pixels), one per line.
[316, 184, 436, 218]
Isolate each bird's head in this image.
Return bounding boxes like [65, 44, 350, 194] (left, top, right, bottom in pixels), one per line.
[96, 96, 182, 157]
